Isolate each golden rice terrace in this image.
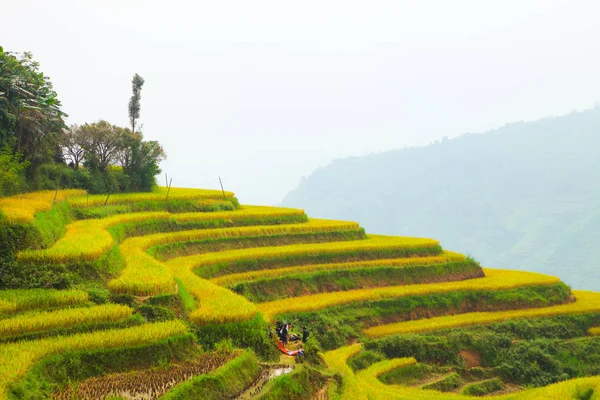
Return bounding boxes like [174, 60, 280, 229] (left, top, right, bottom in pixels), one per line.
[0, 187, 599, 399]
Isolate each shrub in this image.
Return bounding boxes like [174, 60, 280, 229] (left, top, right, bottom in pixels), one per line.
[421, 372, 463, 392]
[194, 314, 279, 361]
[460, 377, 504, 396]
[348, 350, 385, 371]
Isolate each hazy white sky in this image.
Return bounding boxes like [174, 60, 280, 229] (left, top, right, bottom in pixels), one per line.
[2, 0, 599, 204]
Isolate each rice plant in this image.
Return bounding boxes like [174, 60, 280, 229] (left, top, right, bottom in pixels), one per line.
[0, 289, 88, 316]
[0, 190, 85, 223]
[0, 304, 132, 338]
[67, 187, 234, 208]
[256, 269, 561, 320]
[17, 212, 170, 264]
[212, 251, 468, 287]
[167, 235, 442, 279]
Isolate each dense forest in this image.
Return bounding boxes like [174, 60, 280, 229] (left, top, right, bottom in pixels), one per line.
[0, 46, 165, 196]
[283, 107, 600, 291]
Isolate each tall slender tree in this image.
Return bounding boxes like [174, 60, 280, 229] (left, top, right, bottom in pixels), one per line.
[128, 73, 144, 133]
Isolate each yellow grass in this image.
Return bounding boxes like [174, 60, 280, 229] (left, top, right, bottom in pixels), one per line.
[0, 190, 86, 223]
[0, 320, 189, 400]
[364, 290, 600, 338]
[17, 212, 170, 264]
[212, 251, 467, 287]
[257, 268, 560, 320]
[0, 289, 88, 316]
[67, 187, 234, 207]
[0, 304, 133, 338]
[325, 343, 600, 399]
[165, 235, 441, 279]
[590, 327, 600, 336]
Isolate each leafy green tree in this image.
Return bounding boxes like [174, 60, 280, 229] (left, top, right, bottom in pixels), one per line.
[128, 73, 144, 133]
[80, 120, 127, 172]
[0, 48, 66, 184]
[0, 147, 28, 196]
[119, 130, 165, 191]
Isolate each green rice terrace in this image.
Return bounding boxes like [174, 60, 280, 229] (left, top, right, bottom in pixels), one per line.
[1, 187, 599, 399]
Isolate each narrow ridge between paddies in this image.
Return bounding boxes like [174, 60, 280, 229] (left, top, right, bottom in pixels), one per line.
[256, 269, 560, 320]
[18, 205, 306, 265]
[110, 217, 354, 296]
[17, 212, 171, 264]
[132, 218, 361, 258]
[166, 234, 442, 279]
[364, 290, 600, 338]
[227, 258, 485, 302]
[212, 251, 468, 286]
[67, 187, 234, 207]
[0, 304, 133, 339]
[0, 289, 88, 316]
[0, 320, 189, 400]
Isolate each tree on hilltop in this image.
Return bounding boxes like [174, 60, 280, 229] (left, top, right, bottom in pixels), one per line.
[61, 124, 85, 169]
[128, 73, 144, 133]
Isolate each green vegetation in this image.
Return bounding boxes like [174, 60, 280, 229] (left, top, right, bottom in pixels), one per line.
[460, 378, 504, 396]
[0, 49, 165, 195]
[421, 372, 463, 392]
[276, 283, 572, 350]
[357, 313, 600, 389]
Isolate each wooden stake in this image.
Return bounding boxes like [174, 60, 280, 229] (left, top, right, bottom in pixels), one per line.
[219, 176, 226, 199]
[166, 178, 173, 202]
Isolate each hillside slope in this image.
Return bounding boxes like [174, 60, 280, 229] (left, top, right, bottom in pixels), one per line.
[282, 107, 600, 290]
[1, 187, 600, 398]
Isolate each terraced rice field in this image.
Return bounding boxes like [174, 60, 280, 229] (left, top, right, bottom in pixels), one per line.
[0, 321, 189, 399]
[1, 187, 599, 399]
[0, 190, 85, 223]
[256, 268, 561, 320]
[364, 290, 600, 337]
[324, 344, 600, 399]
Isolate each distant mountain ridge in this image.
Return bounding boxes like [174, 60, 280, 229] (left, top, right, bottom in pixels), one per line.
[282, 107, 600, 290]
